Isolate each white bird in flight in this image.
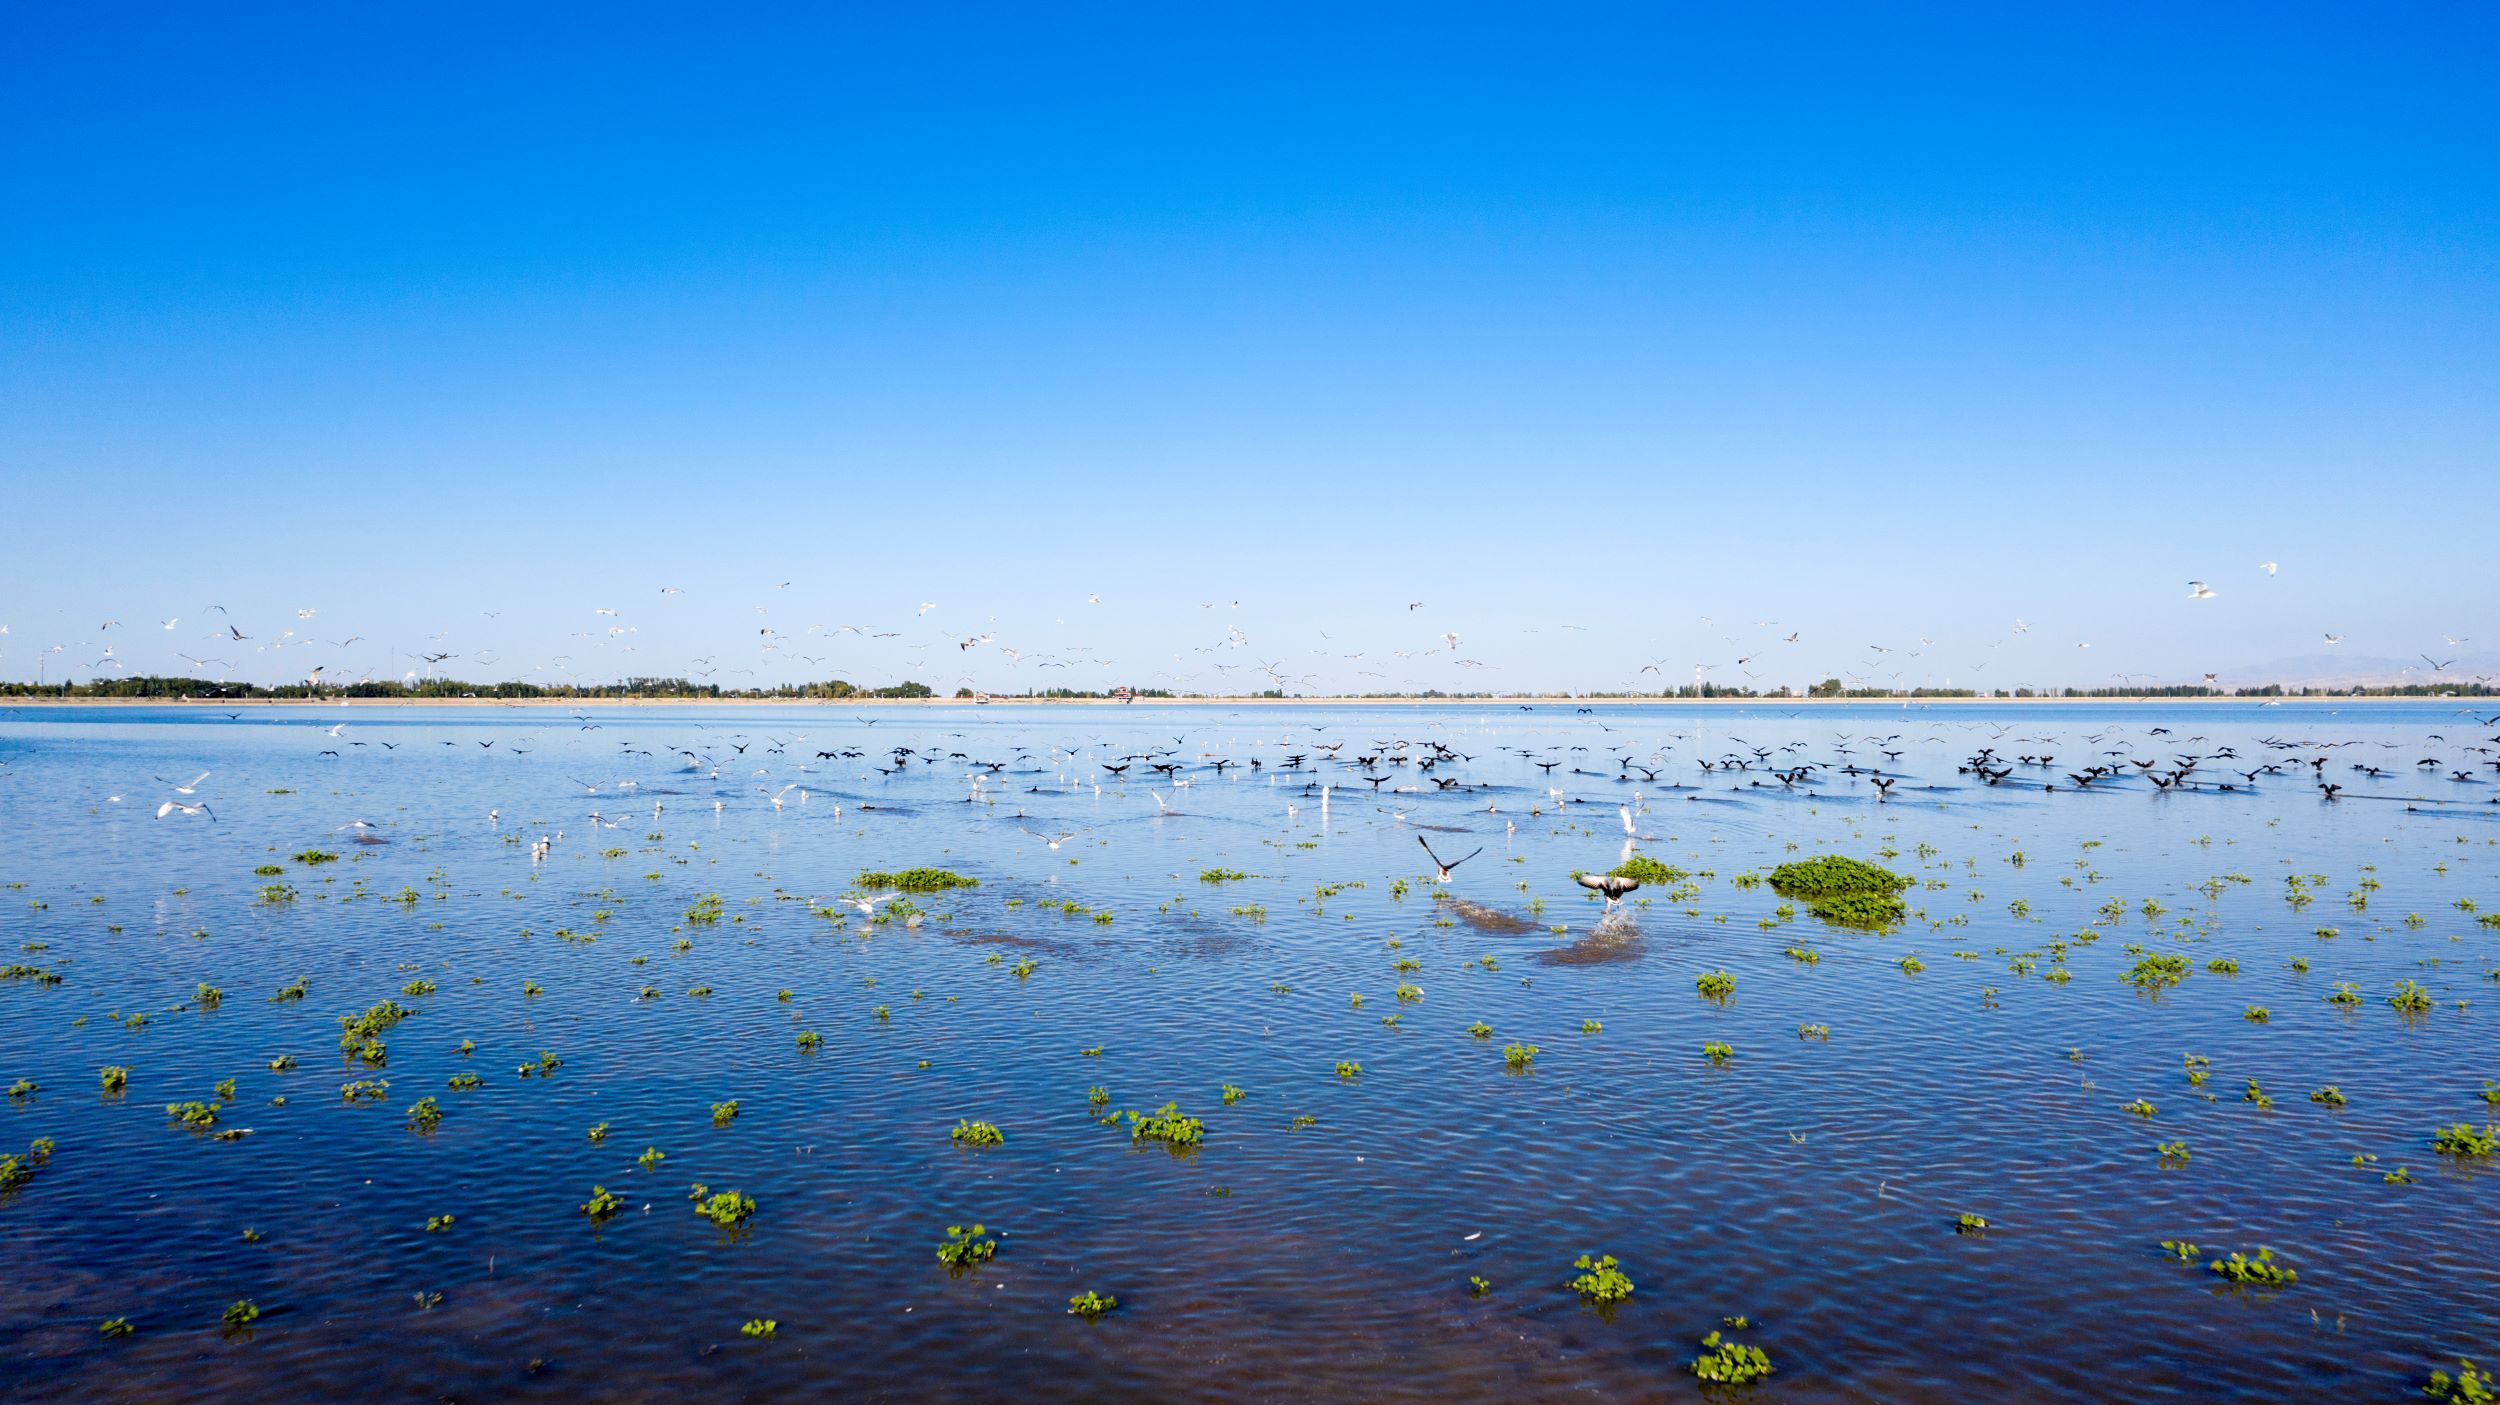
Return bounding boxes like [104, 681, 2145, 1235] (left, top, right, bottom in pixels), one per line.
[154, 771, 211, 795]
[2187, 581, 2214, 600]
[155, 799, 215, 821]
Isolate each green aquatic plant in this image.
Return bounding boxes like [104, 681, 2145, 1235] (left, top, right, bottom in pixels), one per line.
[2159, 1239, 2200, 1262]
[2122, 1099, 2156, 1118]
[951, 1119, 1004, 1147]
[1128, 1102, 1204, 1146]
[1335, 1061, 1361, 1080]
[581, 1186, 623, 1220]
[1567, 1253, 1634, 1304]
[711, 1099, 740, 1127]
[741, 1318, 776, 1338]
[6, 1078, 35, 1100]
[1702, 1041, 1734, 1065]
[221, 1299, 260, 1331]
[694, 1188, 756, 1227]
[2156, 1141, 2190, 1163]
[1797, 1023, 1830, 1042]
[1502, 1043, 1538, 1071]
[1608, 855, 1688, 885]
[1955, 1213, 1989, 1235]
[1690, 1326, 1774, 1386]
[2244, 1078, 2273, 1110]
[2207, 1246, 2295, 1287]
[638, 1146, 665, 1169]
[1220, 1083, 1244, 1105]
[406, 1096, 442, 1131]
[2423, 1359, 2494, 1404]
[2390, 979, 2435, 1014]
[857, 868, 976, 893]
[2309, 1086, 2346, 1107]
[426, 1214, 454, 1233]
[2431, 1122, 2498, 1159]
[936, 1223, 997, 1267]
[2243, 1006, 2270, 1023]
[1769, 855, 1909, 928]
[165, 1100, 218, 1129]
[1198, 868, 1249, 884]
[795, 1030, 822, 1052]
[1898, 955, 1925, 974]
[98, 1317, 133, 1338]
[2124, 954, 2189, 991]
[1695, 969, 1735, 1001]
[99, 1064, 129, 1093]
[194, 983, 223, 1009]
[291, 849, 338, 866]
[1468, 1275, 1491, 1297]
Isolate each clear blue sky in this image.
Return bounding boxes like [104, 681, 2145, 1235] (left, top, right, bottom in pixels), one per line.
[4, 4, 2494, 693]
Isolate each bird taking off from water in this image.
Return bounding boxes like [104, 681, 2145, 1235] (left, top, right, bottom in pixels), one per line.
[1417, 835, 1482, 883]
[1575, 872, 1640, 907]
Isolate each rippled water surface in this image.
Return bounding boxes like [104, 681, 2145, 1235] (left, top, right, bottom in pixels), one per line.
[2, 700, 2496, 1402]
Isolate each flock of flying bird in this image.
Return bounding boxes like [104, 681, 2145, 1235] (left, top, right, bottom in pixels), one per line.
[6, 558, 2490, 699]
[117, 711, 2500, 905]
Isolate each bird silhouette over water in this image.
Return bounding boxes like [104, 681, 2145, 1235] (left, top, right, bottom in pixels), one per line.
[1416, 835, 1482, 883]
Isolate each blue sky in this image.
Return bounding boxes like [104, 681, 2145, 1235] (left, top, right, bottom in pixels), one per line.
[4, 4, 2494, 693]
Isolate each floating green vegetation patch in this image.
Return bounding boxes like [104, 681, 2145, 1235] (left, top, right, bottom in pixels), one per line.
[2424, 1359, 2494, 1404]
[1068, 1290, 1117, 1318]
[2124, 953, 2190, 991]
[291, 850, 339, 866]
[857, 868, 977, 893]
[1127, 1102, 1204, 1147]
[1607, 855, 1688, 885]
[2208, 1246, 2295, 1287]
[692, 1186, 756, 1227]
[1568, 1253, 1634, 1304]
[2431, 1122, 2497, 1160]
[1768, 855, 1909, 929]
[936, 1223, 997, 1267]
[1690, 1325, 1774, 1386]
[951, 1118, 1004, 1147]
[1198, 868, 1250, 884]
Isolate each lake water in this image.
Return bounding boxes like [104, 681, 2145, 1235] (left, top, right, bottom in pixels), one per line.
[1, 700, 2495, 1401]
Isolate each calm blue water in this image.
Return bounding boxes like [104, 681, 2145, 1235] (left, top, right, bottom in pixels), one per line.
[1, 701, 2495, 1401]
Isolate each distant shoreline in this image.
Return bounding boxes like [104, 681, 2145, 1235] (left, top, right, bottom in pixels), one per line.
[0, 694, 2470, 709]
